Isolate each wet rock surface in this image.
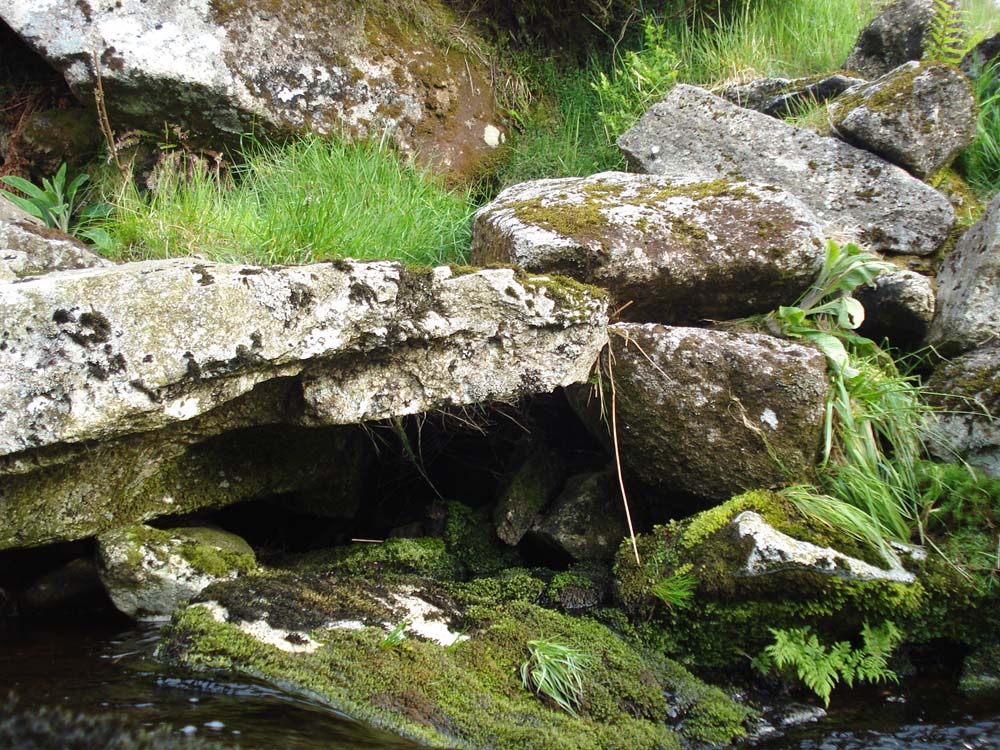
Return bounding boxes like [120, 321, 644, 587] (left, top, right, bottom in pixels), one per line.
[471, 170, 825, 324]
[97, 524, 256, 620]
[618, 85, 954, 256]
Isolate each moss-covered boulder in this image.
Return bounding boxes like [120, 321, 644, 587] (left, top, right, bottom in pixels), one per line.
[493, 441, 566, 546]
[615, 490, 998, 670]
[827, 61, 977, 178]
[159, 568, 753, 749]
[609, 324, 828, 501]
[97, 524, 256, 620]
[471, 170, 826, 325]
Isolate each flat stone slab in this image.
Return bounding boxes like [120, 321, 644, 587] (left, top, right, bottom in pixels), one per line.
[618, 84, 954, 256]
[0, 259, 607, 459]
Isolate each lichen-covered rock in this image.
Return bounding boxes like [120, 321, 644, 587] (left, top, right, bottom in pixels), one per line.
[493, 442, 566, 546]
[926, 341, 1000, 480]
[827, 61, 977, 177]
[614, 490, 991, 669]
[0, 259, 606, 458]
[0, 214, 111, 283]
[0, 0, 503, 181]
[844, 0, 943, 79]
[855, 268, 935, 345]
[159, 569, 753, 749]
[722, 73, 866, 117]
[618, 85, 954, 256]
[927, 194, 1000, 355]
[97, 524, 256, 620]
[0, 195, 42, 226]
[471, 171, 825, 324]
[609, 324, 828, 501]
[530, 471, 627, 562]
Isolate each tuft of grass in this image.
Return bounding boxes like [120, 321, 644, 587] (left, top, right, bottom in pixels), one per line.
[490, 58, 624, 191]
[650, 566, 698, 609]
[661, 0, 883, 86]
[519, 638, 591, 716]
[97, 135, 474, 266]
[959, 55, 1000, 197]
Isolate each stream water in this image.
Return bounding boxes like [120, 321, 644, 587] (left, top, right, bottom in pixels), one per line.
[2, 615, 999, 750]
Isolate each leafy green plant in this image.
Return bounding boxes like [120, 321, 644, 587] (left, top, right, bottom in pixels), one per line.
[519, 638, 591, 715]
[924, 0, 967, 65]
[650, 565, 698, 609]
[593, 17, 680, 139]
[1, 163, 112, 249]
[770, 242, 936, 559]
[756, 621, 902, 706]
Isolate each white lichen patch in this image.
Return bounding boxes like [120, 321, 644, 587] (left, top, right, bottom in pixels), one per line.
[483, 124, 504, 148]
[734, 511, 915, 583]
[237, 619, 324, 654]
[760, 408, 779, 430]
[387, 588, 468, 647]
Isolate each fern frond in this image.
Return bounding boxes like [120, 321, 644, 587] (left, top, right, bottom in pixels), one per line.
[924, 0, 967, 65]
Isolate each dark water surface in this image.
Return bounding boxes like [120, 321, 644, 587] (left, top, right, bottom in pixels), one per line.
[3, 617, 999, 750]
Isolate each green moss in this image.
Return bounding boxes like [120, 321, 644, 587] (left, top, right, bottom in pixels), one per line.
[614, 489, 998, 670]
[443, 501, 521, 576]
[161, 595, 752, 749]
[289, 537, 460, 580]
[173, 527, 256, 578]
[449, 569, 547, 607]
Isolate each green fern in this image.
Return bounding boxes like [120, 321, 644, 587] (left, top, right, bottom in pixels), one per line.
[757, 622, 902, 706]
[923, 0, 966, 65]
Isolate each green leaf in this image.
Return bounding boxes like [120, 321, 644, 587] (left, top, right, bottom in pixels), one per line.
[0, 189, 46, 221]
[1, 175, 47, 201]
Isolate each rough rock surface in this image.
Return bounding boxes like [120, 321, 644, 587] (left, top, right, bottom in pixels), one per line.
[844, 0, 942, 79]
[530, 471, 627, 562]
[0, 0, 502, 180]
[0, 216, 111, 283]
[961, 33, 1000, 81]
[828, 61, 977, 177]
[926, 342, 1000, 480]
[97, 525, 256, 620]
[855, 268, 935, 345]
[0, 195, 42, 226]
[609, 324, 829, 501]
[0, 259, 607, 458]
[722, 73, 866, 117]
[619, 85, 954, 256]
[493, 443, 566, 546]
[471, 171, 825, 324]
[734, 511, 915, 583]
[927, 194, 1000, 354]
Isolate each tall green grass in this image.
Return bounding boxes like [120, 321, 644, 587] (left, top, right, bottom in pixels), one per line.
[99, 135, 474, 266]
[490, 59, 625, 190]
[959, 57, 1000, 196]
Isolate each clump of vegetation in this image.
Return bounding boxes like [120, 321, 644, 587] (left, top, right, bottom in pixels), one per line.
[520, 638, 591, 715]
[924, 0, 968, 65]
[959, 55, 1000, 196]
[755, 621, 902, 706]
[650, 565, 698, 609]
[1, 162, 111, 248]
[96, 135, 474, 266]
[768, 242, 932, 562]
